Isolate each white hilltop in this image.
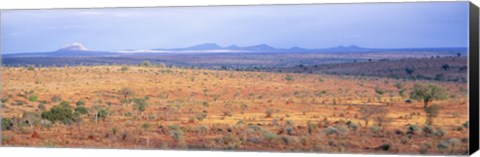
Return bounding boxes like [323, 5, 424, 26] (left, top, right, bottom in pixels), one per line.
[58, 42, 89, 51]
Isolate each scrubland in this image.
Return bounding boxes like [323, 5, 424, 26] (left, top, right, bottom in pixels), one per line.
[0, 64, 469, 155]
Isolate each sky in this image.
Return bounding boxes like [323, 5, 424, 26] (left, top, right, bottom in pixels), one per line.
[0, 2, 469, 53]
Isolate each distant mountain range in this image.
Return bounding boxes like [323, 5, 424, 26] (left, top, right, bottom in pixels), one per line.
[3, 42, 467, 57]
[132, 43, 388, 53]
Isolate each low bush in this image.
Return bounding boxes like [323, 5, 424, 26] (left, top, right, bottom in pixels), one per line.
[74, 106, 89, 115]
[28, 95, 38, 102]
[76, 99, 86, 106]
[1, 118, 13, 130]
[51, 95, 62, 102]
[422, 125, 435, 136]
[38, 103, 46, 111]
[370, 126, 383, 134]
[41, 105, 79, 124]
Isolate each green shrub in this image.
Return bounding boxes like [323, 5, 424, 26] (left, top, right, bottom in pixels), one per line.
[131, 98, 148, 115]
[196, 125, 209, 134]
[406, 124, 420, 134]
[375, 88, 386, 95]
[324, 127, 338, 136]
[76, 99, 86, 106]
[422, 125, 435, 135]
[97, 109, 108, 120]
[1, 98, 8, 103]
[370, 126, 383, 134]
[28, 95, 38, 102]
[38, 103, 46, 111]
[14, 100, 25, 106]
[27, 65, 35, 71]
[346, 120, 359, 131]
[434, 128, 447, 137]
[379, 144, 390, 151]
[170, 130, 184, 142]
[41, 105, 79, 124]
[139, 60, 152, 67]
[196, 112, 207, 121]
[120, 66, 129, 72]
[74, 106, 89, 115]
[59, 101, 72, 109]
[262, 130, 276, 142]
[284, 75, 294, 81]
[142, 123, 151, 131]
[324, 124, 349, 136]
[1, 118, 13, 130]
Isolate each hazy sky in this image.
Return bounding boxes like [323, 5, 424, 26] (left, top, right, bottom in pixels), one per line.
[1, 2, 469, 53]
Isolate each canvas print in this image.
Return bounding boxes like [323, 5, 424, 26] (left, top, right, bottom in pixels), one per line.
[0, 2, 472, 155]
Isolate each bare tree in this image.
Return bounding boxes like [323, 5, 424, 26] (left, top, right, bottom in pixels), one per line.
[359, 105, 387, 127]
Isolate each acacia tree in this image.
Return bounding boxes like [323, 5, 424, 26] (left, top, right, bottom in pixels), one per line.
[132, 98, 148, 117]
[140, 60, 152, 67]
[441, 64, 450, 71]
[92, 105, 108, 123]
[158, 63, 167, 69]
[21, 111, 41, 131]
[409, 84, 447, 109]
[119, 87, 134, 100]
[359, 105, 386, 127]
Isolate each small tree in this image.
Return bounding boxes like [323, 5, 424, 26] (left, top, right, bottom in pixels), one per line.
[27, 65, 35, 71]
[119, 87, 134, 100]
[410, 84, 447, 109]
[405, 68, 415, 75]
[120, 66, 129, 72]
[139, 60, 152, 67]
[21, 111, 41, 131]
[359, 105, 386, 127]
[92, 105, 108, 122]
[132, 98, 148, 116]
[441, 64, 450, 71]
[284, 75, 294, 82]
[158, 63, 167, 69]
[1, 118, 13, 130]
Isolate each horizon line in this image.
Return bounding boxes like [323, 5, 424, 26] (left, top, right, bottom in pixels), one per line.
[1, 42, 469, 54]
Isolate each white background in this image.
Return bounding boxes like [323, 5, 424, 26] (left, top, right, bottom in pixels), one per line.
[0, 0, 478, 157]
